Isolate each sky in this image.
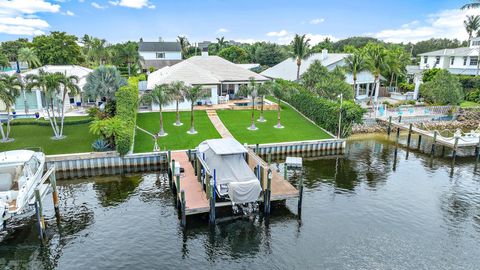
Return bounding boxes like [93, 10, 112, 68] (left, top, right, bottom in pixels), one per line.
[1, 0, 480, 44]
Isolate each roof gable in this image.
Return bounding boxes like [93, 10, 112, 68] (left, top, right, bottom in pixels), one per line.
[139, 42, 181, 52]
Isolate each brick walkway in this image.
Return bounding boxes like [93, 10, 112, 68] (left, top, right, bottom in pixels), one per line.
[206, 109, 233, 138]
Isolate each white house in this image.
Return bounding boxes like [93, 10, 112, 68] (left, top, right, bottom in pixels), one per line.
[419, 37, 480, 75]
[138, 39, 183, 72]
[147, 54, 270, 110]
[261, 49, 377, 100]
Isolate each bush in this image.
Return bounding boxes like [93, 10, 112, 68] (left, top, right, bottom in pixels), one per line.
[466, 88, 480, 103]
[398, 82, 414, 92]
[285, 87, 364, 137]
[420, 70, 464, 105]
[11, 117, 92, 126]
[114, 84, 139, 155]
[422, 68, 442, 82]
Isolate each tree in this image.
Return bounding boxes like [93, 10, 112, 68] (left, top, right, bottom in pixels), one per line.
[32, 32, 84, 65]
[266, 81, 296, 128]
[1, 39, 28, 72]
[420, 70, 464, 105]
[256, 82, 270, 122]
[88, 38, 109, 66]
[90, 117, 124, 148]
[83, 66, 127, 107]
[464, 15, 480, 40]
[18, 47, 41, 69]
[118, 42, 139, 77]
[384, 46, 410, 90]
[215, 36, 229, 52]
[59, 74, 80, 136]
[218, 46, 249, 63]
[344, 50, 367, 97]
[252, 42, 288, 67]
[177, 36, 190, 59]
[462, 1, 480, 9]
[364, 43, 387, 102]
[311, 37, 334, 53]
[184, 85, 208, 134]
[301, 61, 353, 100]
[142, 84, 172, 136]
[239, 77, 259, 131]
[422, 68, 442, 82]
[0, 74, 21, 142]
[0, 52, 8, 69]
[300, 60, 329, 91]
[290, 34, 311, 81]
[168, 81, 186, 126]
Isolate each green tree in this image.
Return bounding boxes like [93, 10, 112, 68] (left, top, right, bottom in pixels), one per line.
[184, 85, 208, 134]
[168, 81, 186, 126]
[32, 32, 84, 65]
[267, 80, 296, 128]
[344, 49, 367, 97]
[300, 60, 329, 91]
[462, 0, 480, 9]
[84, 66, 127, 107]
[253, 42, 288, 67]
[89, 117, 124, 148]
[422, 68, 442, 82]
[256, 82, 270, 122]
[420, 70, 464, 105]
[301, 61, 353, 100]
[239, 77, 259, 130]
[18, 47, 41, 69]
[0, 74, 21, 142]
[384, 46, 410, 90]
[290, 34, 311, 80]
[311, 37, 334, 52]
[215, 36, 229, 52]
[1, 39, 28, 72]
[142, 84, 172, 136]
[218, 46, 249, 63]
[118, 42, 139, 77]
[364, 43, 387, 102]
[177, 36, 190, 59]
[464, 15, 480, 40]
[0, 52, 8, 69]
[332, 37, 384, 52]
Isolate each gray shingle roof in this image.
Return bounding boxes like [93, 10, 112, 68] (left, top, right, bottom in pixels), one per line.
[418, 47, 479, 57]
[138, 41, 181, 52]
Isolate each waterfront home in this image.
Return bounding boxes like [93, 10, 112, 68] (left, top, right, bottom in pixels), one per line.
[261, 49, 377, 100]
[138, 38, 183, 72]
[146, 53, 270, 110]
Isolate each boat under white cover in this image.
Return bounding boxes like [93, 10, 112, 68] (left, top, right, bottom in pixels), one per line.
[0, 150, 46, 230]
[197, 138, 262, 204]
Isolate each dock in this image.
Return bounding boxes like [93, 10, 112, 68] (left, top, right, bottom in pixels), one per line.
[170, 149, 299, 217]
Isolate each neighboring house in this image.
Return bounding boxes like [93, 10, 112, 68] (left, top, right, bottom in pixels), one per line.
[236, 63, 261, 71]
[138, 39, 183, 72]
[197, 41, 211, 51]
[147, 54, 270, 110]
[418, 37, 480, 75]
[261, 49, 377, 100]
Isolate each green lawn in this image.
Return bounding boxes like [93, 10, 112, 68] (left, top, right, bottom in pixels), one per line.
[134, 110, 221, 152]
[460, 101, 480, 108]
[0, 117, 96, 155]
[216, 101, 333, 145]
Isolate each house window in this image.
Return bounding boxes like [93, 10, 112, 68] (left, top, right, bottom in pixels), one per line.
[450, 57, 455, 65]
[464, 57, 468, 66]
[472, 40, 480, 46]
[435, 56, 440, 65]
[423, 56, 428, 64]
[471, 56, 478, 66]
[156, 52, 165, 59]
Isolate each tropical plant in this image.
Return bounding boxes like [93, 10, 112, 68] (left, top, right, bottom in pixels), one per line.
[267, 81, 296, 128]
[256, 82, 271, 122]
[89, 117, 124, 147]
[168, 81, 186, 126]
[92, 139, 111, 152]
[58, 74, 80, 136]
[0, 74, 21, 142]
[218, 46, 249, 63]
[290, 34, 311, 81]
[239, 77, 259, 130]
[18, 47, 41, 69]
[301, 61, 353, 100]
[88, 38, 109, 65]
[462, 1, 480, 9]
[1, 39, 28, 73]
[420, 70, 464, 105]
[464, 15, 480, 40]
[142, 84, 172, 136]
[32, 31, 84, 65]
[0, 52, 8, 69]
[177, 36, 190, 59]
[83, 66, 127, 108]
[344, 50, 367, 97]
[184, 85, 207, 134]
[119, 42, 139, 77]
[215, 36, 229, 52]
[364, 43, 387, 102]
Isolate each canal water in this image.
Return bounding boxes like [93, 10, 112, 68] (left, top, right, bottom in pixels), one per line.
[1, 136, 480, 269]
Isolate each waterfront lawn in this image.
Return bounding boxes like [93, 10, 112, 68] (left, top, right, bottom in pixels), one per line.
[134, 110, 221, 152]
[0, 118, 96, 155]
[216, 101, 333, 145]
[460, 101, 480, 108]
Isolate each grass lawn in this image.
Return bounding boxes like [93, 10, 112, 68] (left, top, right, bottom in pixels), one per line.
[216, 101, 333, 145]
[0, 117, 96, 155]
[134, 110, 221, 152]
[460, 101, 480, 108]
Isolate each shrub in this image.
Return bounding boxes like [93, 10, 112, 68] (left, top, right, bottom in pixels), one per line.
[466, 88, 480, 103]
[92, 139, 111, 152]
[11, 117, 92, 126]
[420, 70, 464, 105]
[422, 68, 442, 83]
[398, 82, 414, 92]
[114, 84, 138, 155]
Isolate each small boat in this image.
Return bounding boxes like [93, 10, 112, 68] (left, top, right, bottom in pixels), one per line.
[196, 138, 262, 204]
[0, 150, 46, 230]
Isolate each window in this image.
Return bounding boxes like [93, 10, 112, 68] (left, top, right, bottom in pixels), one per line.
[470, 56, 478, 66]
[156, 52, 165, 59]
[464, 57, 468, 66]
[450, 57, 455, 65]
[423, 56, 428, 64]
[435, 56, 440, 65]
[472, 40, 480, 46]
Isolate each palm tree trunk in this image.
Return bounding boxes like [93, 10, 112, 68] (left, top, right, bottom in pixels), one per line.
[175, 100, 181, 125]
[0, 122, 5, 142]
[49, 98, 60, 138]
[128, 62, 131, 77]
[352, 77, 357, 99]
[189, 104, 195, 133]
[259, 96, 265, 122]
[296, 59, 301, 81]
[59, 90, 67, 137]
[250, 96, 256, 130]
[159, 106, 165, 136]
[5, 106, 11, 140]
[276, 96, 282, 128]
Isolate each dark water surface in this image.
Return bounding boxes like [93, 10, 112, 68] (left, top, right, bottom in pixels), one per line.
[1, 136, 480, 269]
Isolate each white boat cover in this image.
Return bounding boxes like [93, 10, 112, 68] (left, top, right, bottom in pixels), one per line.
[197, 138, 261, 204]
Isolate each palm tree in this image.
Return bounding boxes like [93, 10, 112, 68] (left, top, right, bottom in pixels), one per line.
[215, 36, 229, 52]
[143, 84, 172, 136]
[256, 82, 270, 122]
[58, 73, 80, 137]
[88, 38, 108, 65]
[364, 44, 387, 103]
[239, 77, 259, 131]
[462, 1, 480, 9]
[168, 81, 186, 126]
[344, 50, 367, 98]
[17, 47, 41, 114]
[83, 66, 127, 106]
[184, 85, 207, 134]
[0, 53, 8, 69]
[290, 34, 311, 81]
[267, 81, 296, 129]
[0, 74, 21, 142]
[120, 42, 138, 77]
[464, 15, 480, 40]
[177, 36, 190, 59]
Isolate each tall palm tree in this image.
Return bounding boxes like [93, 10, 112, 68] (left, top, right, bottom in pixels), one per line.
[17, 47, 41, 114]
[464, 15, 480, 40]
[344, 50, 367, 98]
[177, 36, 190, 59]
[88, 38, 108, 65]
[143, 84, 172, 137]
[0, 74, 21, 142]
[120, 42, 138, 77]
[239, 77, 259, 131]
[184, 85, 207, 134]
[58, 73, 80, 137]
[256, 82, 270, 122]
[290, 34, 311, 81]
[215, 36, 229, 52]
[462, 1, 480, 9]
[0, 53, 8, 69]
[267, 81, 296, 129]
[365, 44, 387, 103]
[168, 81, 186, 126]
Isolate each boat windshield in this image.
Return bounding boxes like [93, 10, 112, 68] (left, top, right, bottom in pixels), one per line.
[0, 165, 23, 192]
[24, 156, 40, 177]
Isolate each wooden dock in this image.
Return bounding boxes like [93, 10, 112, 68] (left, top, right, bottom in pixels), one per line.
[170, 149, 298, 216]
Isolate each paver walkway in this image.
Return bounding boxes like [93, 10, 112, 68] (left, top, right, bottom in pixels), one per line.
[206, 109, 233, 138]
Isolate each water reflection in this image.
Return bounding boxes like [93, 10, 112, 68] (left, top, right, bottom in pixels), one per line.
[93, 175, 142, 207]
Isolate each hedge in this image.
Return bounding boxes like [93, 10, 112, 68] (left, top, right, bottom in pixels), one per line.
[115, 84, 139, 155]
[10, 116, 92, 126]
[285, 88, 365, 137]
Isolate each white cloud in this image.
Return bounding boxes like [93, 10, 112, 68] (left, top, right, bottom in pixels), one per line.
[0, 0, 60, 15]
[109, 0, 155, 9]
[309, 18, 325, 25]
[64, 10, 75, 16]
[266, 30, 289, 37]
[216, 28, 229, 33]
[91, 2, 107, 9]
[372, 8, 480, 43]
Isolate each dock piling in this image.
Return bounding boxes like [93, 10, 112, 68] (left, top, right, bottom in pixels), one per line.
[394, 127, 400, 156]
[264, 169, 272, 216]
[431, 131, 437, 157]
[209, 169, 216, 225]
[417, 135, 422, 150]
[34, 189, 46, 241]
[297, 174, 304, 219]
[255, 144, 259, 154]
[284, 164, 288, 180]
[49, 167, 60, 221]
[398, 115, 402, 123]
[180, 190, 186, 228]
[475, 139, 480, 171]
[407, 123, 413, 148]
[387, 116, 392, 136]
[452, 137, 459, 167]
